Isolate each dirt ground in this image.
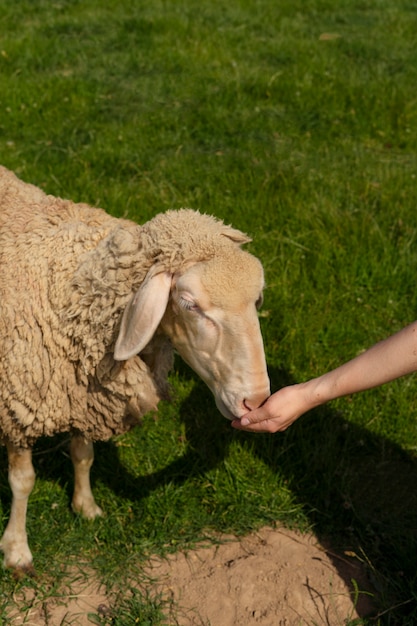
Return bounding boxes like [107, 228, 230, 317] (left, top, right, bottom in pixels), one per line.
[8, 526, 375, 626]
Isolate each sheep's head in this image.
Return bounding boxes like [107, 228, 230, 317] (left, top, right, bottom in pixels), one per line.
[114, 222, 270, 420]
[164, 248, 270, 419]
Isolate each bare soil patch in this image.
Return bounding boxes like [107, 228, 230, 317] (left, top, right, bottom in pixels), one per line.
[146, 526, 375, 626]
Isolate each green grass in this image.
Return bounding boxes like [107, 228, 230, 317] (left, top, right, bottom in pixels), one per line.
[1, 0, 417, 623]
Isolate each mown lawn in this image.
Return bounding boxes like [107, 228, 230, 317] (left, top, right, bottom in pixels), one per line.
[1, 0, 417, 623]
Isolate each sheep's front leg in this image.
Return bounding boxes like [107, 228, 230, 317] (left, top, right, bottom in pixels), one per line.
[70, 435, 103, 519]
[0, 443, 35, 574]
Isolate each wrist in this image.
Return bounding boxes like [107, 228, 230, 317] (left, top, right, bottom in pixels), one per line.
[299, 376, 332, 411]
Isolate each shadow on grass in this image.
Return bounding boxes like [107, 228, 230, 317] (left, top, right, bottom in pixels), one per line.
[253, 368, 417, 624]
[2, 364, 416, 623]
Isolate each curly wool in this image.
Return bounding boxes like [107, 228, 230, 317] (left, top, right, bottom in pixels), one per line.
[0, 167, 246, 447]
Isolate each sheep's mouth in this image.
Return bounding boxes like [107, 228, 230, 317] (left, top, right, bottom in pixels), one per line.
[215, 397, 237, 421]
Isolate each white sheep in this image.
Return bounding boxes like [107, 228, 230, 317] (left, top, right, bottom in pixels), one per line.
[0, 166, 270, 574]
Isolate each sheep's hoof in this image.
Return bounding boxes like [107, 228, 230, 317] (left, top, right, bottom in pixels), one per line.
[72, 499, 104, 519]
[12, 562, 36, 580]
[2, 555, 36, 579]
[1, 535, 35, 577]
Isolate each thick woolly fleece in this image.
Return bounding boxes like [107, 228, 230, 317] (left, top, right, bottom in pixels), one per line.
[0, 166, 250, 447]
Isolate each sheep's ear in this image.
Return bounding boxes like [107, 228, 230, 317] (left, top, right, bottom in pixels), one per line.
[114, 272, 172, 361]
[221, 225, 252, 244]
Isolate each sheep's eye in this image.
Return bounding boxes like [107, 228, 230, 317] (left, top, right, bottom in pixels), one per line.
[178, 297, 199, 312]
[255, 294, 263, 310]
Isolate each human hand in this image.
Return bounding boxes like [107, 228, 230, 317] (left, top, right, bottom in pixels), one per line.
[232, 383, 312, 433]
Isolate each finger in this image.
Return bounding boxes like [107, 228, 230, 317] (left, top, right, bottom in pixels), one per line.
[239, 408, 270, 427]
[231, 418, 282, 434]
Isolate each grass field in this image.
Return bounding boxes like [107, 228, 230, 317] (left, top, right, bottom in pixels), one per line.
[1, 0, 417, 623]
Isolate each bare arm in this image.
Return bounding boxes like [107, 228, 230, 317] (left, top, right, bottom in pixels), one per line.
[233, 321, 417, 433]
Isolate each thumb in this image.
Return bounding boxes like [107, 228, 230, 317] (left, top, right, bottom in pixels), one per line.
[239, 406, 270, 426]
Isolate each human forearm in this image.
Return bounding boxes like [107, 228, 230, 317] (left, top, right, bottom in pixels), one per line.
[305, 321, 417, 407]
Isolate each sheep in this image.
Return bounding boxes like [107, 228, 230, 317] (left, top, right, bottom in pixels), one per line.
[0, 165, 270, 574]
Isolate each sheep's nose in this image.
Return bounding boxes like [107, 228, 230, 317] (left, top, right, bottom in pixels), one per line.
[243, 393, 268, 412]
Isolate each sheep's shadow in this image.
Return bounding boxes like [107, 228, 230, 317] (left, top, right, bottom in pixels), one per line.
[252, 368, 417, 620]
[2, 363, 416, 621]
